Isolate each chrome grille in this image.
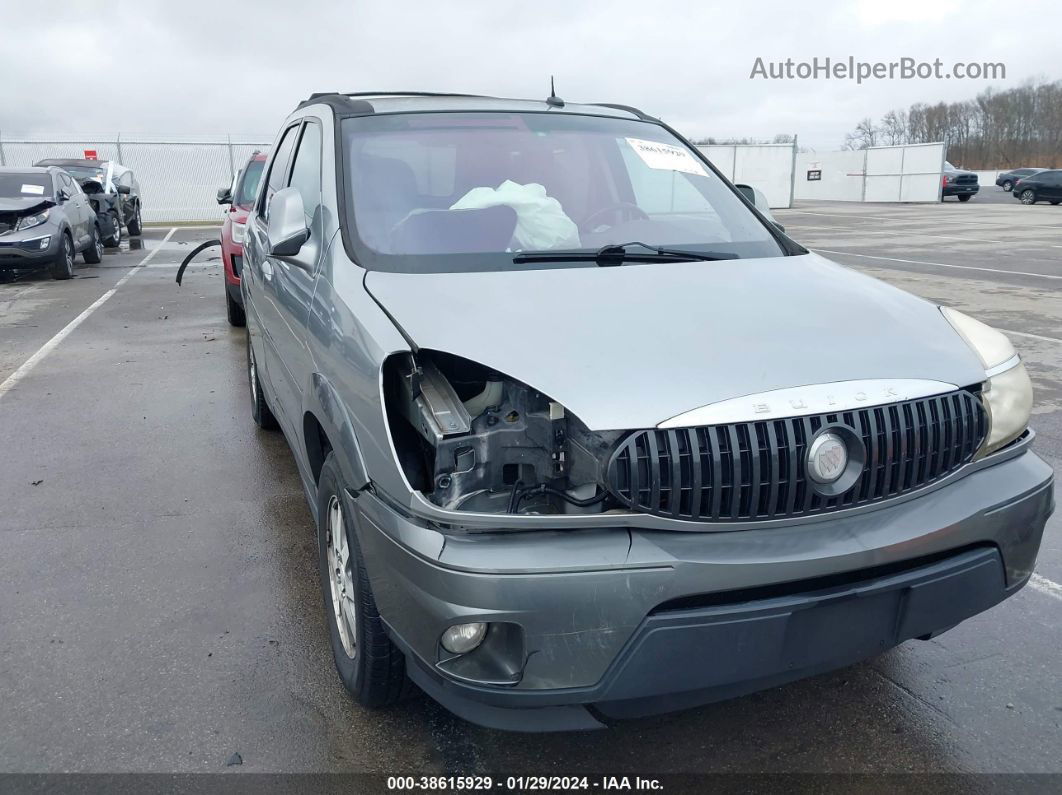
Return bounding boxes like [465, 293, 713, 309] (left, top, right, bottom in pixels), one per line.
[606, 389, 986, 522]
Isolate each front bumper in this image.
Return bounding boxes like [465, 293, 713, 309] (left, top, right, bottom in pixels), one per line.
[352, 443, 1054, 731]
[943, 184, 979, 197]
[0, 232, 60, 267]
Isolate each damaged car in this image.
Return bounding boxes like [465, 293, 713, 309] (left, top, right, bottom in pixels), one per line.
[34, 158, 143, 246]
[241, 92, 1054, 731]
[0, 166, 103, 279]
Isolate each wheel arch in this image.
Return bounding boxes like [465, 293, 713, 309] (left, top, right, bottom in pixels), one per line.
[303, 373, 371, 494]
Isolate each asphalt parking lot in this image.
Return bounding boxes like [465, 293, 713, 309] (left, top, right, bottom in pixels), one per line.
[0, 200, 1059, 777]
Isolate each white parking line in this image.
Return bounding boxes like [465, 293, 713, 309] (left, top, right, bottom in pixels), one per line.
[1030, 574, 1062, 602]
[1002, 329, 1062, 345]
[0, 227, 177, 403]
[813, 248, 1062, 280]
[796, 224, 1005, 244]
[784, 209, 1062, 229]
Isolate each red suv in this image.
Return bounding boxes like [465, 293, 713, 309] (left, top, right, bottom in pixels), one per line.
[216, 152, 267, 326]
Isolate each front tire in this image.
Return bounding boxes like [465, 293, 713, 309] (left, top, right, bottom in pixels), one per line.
[104, 212, 122, 247]
[52, 233, 75, 280]
[316, 453, 410, 708]
[1020, 190, 1037, 205]
[958, 194, 972, 202]
[246, 331, 278, 430]
[126, 204, 142, 236]
[1002, 180, 1013, 191]
[83, 225, 104, 264]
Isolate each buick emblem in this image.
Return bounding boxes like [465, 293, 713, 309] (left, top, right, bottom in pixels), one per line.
[807, 432, 848, 484]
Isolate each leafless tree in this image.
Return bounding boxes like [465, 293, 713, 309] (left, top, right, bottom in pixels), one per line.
[843, 79, 1062, 168]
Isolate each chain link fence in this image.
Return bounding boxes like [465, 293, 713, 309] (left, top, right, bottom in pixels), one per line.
[0, 134, 272, 223]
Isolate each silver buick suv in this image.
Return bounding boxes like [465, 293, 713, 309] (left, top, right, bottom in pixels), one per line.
[240, 92, 1054, 731]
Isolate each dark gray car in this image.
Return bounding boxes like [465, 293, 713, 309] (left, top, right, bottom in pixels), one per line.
[34, 158, 144, 246]
[0, 166, 103, 279]
[241, 93, 1054, 731]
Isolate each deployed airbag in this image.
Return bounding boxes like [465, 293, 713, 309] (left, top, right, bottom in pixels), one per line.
[450, 180, 580, 251]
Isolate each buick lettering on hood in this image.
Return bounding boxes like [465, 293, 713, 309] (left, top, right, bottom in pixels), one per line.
[239, 92, 1054, 731]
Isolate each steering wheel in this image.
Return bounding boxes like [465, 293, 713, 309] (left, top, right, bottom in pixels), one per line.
[582, 202, 650, 230]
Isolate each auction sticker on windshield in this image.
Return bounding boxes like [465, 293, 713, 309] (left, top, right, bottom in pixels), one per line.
[626, 137, 708, 177]
[21, 184, 44, 195]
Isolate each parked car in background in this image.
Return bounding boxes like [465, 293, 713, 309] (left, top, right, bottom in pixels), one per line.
[240, 92, 1051, 731]
[0, 166, 103, 279]
[942, 161, 979, 201]
[216, 151, 267, 326]
[995, 168, 1044, 192]
[1012, 169, 1062, 205]
[34, 158, 143, 246]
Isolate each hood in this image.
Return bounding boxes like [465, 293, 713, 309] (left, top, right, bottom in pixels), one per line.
[364, 253, 987, 430]
[0, 197, 55, 215]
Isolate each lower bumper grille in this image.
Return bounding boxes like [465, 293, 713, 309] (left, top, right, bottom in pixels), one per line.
[606, 389, 987, 522]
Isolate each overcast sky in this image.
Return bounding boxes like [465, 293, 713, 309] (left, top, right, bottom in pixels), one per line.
[2, 0, 1055, 150]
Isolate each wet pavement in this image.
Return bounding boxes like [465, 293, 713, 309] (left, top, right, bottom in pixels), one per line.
[0, 204, 1059, 775]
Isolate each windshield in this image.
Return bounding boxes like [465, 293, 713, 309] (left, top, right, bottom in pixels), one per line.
[234, 159, 265, 207]
[341, 112, 785, 272]
[0, 173, 52, 200]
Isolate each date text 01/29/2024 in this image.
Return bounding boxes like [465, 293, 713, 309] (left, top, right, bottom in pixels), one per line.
[386, 776, 664, 791]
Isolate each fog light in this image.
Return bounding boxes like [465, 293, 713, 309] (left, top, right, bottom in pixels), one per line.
[39, 236, 51, 250]
[440, 622, 487, 654]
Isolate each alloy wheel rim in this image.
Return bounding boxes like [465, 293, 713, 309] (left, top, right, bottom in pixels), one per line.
[65, 239, 73, 270]
[1022, 191, 1034, 204]
[325, 495, 357, 658]
[95, 230, 103, 258]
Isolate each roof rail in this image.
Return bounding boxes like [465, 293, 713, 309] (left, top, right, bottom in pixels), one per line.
[294, 92, 374, 114]
[340, 91, 489, 99]
[295, 91, 490, 114]
[589, 102, 657, 122]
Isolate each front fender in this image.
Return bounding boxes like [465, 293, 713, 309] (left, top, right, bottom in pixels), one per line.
[305, 373, 370, 493]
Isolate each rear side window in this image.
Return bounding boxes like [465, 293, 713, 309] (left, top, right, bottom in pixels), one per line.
[260, 124, 300, 216]
[287, 122, 322, 219]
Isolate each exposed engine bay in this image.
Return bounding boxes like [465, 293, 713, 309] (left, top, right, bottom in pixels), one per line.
[384, 351, 622, 515]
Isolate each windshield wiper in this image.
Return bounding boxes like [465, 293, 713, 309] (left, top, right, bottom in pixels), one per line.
[512, 241, 737, 266]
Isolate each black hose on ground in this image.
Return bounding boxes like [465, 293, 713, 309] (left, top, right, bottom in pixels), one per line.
[175, 239, 221, 286]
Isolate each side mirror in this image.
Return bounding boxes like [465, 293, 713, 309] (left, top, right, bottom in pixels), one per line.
[266, 187, 309, 257]
[216, 187, 233, 205]
[735, 183, 783, 232]
[56, 189, 69, 203]
[117, 185, 132, 195]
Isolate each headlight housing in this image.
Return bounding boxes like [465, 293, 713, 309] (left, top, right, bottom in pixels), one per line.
[16, 210, 50, 231]
[230, 220, 246, 245]
[941, 307, 1032, 456]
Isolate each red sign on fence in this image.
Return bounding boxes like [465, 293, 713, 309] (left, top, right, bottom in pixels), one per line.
[83, 149, 98, 160]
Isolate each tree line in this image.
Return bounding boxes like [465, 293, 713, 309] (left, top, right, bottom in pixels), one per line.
[842, 79, 1062, 169]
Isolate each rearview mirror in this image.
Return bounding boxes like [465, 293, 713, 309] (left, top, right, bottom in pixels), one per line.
[116, 185, 131, 195]
[216, 187, 233, 205]
[56, 189, 69, 203]
[266, 187, 309, 257]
